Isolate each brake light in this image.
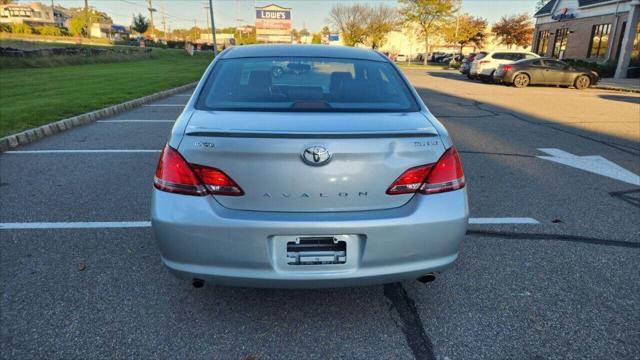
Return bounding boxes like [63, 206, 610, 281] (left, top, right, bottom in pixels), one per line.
[421, 146, 465, 194]
[386, 147, 465, 195]
[154, 145, 243, 196]
[502, 65, 513, 72]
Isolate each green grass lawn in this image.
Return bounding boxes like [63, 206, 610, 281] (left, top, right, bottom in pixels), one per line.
[0, 48, 213, 137]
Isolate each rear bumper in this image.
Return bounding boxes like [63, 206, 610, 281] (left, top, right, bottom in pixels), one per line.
[151, 189, 469, 288]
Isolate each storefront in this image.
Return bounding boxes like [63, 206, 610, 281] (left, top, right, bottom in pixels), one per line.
[533, 0, 640, 78]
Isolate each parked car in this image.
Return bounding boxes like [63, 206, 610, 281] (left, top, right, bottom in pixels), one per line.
[460, 52, 487, 77]
[151, 45, 468, 289]
[469, 51, 540, 83]
[395, 54, 408, 62]
[493, 58, 599, 89]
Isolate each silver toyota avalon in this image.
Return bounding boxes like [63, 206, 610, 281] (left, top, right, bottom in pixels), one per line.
[151, 45, 468, 288]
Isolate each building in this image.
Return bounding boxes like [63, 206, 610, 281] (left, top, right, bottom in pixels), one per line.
[533, 0, 640, 78]
[90, 23, 130, 40]
[0, 2, 70, 28]
[378, 27, 529, 58]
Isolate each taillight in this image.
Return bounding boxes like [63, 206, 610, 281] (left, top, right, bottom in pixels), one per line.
[386, 164, 433, 195]
[154, 145, 243, 196]
[479, 60, 490, 65]
[502, 65, 513, 72]
[386, 146, 465, 196]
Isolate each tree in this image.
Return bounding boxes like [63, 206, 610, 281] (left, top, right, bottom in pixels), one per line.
[366, 4, 398, 49]
[321, 26, 331, 36]
[291, 28, 299, 42]
[327, 4, 397, 49]
[311, 33, 322, 44]
[492, 13, 533, 49]
[399, 0, 458, 65]
[299, 28, 310, 37]
[327, 3, 369, 46]
[442, 14, 487, 53]
[68, 16, 87, 36]
[535, 0, 548, 11]
[131, 13, 149, 35]
[0, 0, 14, 4]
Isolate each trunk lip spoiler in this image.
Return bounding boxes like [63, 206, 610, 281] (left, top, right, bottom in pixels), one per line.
[184, 130, 438, 139]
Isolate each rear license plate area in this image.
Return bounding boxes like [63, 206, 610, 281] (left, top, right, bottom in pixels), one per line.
[286, 236, 346, 265]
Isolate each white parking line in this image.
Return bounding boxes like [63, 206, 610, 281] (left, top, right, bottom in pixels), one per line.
[96, 120, 175, 123]
[4, 149, 161, 154]
[144, 104, 185, 107]
[0, 218, 540, 230]
[0, 221, 151, 230]
[468, 217, 540, 224]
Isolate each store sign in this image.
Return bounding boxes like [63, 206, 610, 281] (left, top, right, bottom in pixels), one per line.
[256, 9, 290, 20]
[552, 8, 576, 21]
[255, 4, 291, 43]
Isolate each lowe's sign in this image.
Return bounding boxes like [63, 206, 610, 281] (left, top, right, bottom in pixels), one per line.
[256, 9, 291, 20]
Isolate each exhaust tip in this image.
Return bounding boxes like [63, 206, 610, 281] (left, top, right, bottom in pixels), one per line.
[192, 278, 205, 288]
[417, 273, 436, 283]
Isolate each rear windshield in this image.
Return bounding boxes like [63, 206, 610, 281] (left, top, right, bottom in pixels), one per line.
[195, 57, 419, 112]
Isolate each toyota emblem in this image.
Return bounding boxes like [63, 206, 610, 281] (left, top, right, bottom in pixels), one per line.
[302, 146, 331, 166]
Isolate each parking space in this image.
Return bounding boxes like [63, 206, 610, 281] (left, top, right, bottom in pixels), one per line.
[1, 70, 638, 359]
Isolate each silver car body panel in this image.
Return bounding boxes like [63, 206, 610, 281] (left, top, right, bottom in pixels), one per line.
[153, 45, 468, 288]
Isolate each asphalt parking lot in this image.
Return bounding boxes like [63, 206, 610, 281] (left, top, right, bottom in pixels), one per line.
[1, 69, 639, 359]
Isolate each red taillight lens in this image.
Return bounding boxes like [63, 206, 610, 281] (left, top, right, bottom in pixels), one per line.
[386, 164, 434, 195]
[192, 165, 244, 196]
[502, 65, 513, 72]
[154, 145, 243, 196]
[421, 146, 465, 194]
[386, 146, 465, 196]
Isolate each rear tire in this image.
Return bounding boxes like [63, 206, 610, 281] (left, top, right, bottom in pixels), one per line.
[480, 72, 494, 83]
[574, 75, 591, 90]
[513, 73, 530, 88]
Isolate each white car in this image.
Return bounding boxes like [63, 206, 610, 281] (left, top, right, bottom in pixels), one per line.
[469, 51, 539, 82]
[395, 54, 408, 62]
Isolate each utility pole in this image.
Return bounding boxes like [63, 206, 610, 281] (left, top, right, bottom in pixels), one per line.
[147, 0, 156, 40]
[84, 0, 89, 38]
[193, 19, 197, 42]
[204, 5, 210, 38]
[161, 1, 167, 43]
[208, 0, 218, 56]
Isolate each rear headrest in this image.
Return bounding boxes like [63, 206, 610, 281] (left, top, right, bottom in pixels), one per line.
[248, 70, 272, 88]
[329, 72, 353, 94]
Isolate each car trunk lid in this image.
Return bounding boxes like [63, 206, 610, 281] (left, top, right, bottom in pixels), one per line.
[178, 111, 445, 212]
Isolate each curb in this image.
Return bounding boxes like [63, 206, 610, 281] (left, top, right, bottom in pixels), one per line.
[0, 82, 196, 153]
[592, 84, 640, 93]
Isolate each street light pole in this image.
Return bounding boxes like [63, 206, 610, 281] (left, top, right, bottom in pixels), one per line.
[208, 0, 218, 57]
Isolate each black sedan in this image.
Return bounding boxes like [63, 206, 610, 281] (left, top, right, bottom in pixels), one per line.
[493, 58, 599, 89]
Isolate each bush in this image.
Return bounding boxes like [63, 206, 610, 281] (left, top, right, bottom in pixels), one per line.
[0, 23, 10, 33]
[563, 58, 617, 78]
[11, 23, 33, 34]
[34, 26, 63, 36]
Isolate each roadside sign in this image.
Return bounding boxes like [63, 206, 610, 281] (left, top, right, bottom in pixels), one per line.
[255, 4, 291, 43]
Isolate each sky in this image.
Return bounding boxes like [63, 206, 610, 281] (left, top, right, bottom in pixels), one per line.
[44, 0, 541, 32]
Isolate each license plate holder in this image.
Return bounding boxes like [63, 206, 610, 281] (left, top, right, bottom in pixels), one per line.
[286, 236, 347, 265]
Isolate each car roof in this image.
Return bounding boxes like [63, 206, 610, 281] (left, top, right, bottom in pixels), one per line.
[219, 44, 388, 62]
[489, 50, 536, 54]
